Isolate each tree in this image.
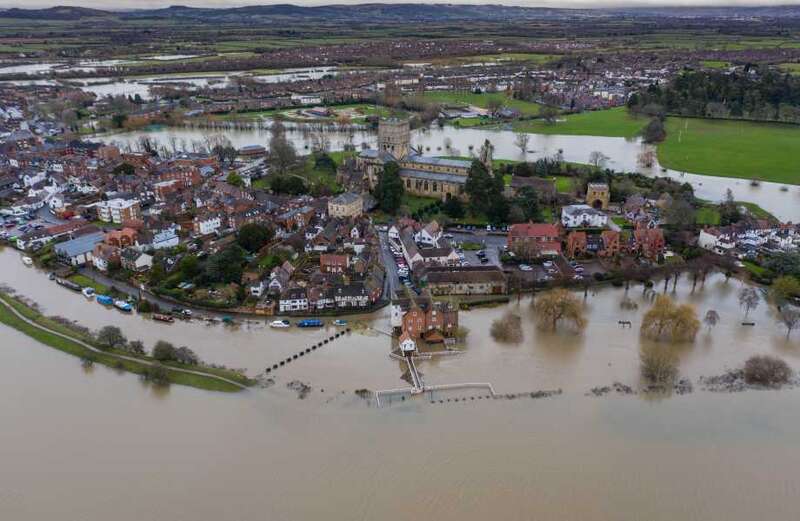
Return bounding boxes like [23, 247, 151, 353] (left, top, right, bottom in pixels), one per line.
[174, 346, 200, 365]
[178, 254, 200, 279]
[540, 105, 559, 125]
[374, 161, 404, 214]
[111, 113, 128, 129]
[703, 310, 720, 331]
[513, 186, 540, 222]
[664, 198, 696, 229]
[490, 312, 523, 343]
[97, 326, 126, 350]
[142, 364, 170, 386]
[637, 150, 656, 168]
[779, 307, 800, 339]
[237, 223, 273, 253]
[226, 171, 244, 187]
[640, 346, 678, 385]
[770, 276, 800, 304]
[442, 197, 465, 218]
[642, 117, 666, 143]
[588, 151, 609, 169]
[152, 340, 177, 362]
[532, 288, 587, 331]
[486, 98, 502, 116]
[718, 188, 742, 225]
[127, 340, 146, 355]
[640, 294, 700, 342]
[738, 287, 760, 318]
[112, 162, 135, 176]
[203, 245, 246, 284]
[514, 132, 530, 154]
[268, 120, 297, 174]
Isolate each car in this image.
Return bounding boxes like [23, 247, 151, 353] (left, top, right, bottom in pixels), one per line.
[543, 261, 554, 268]
[569, 261, 578, 267]
[443, 233, 454, 239]
[573, 274, 583, 280]
[519, 264, 533, 272]
[480, 257, 489, 264]
[574, 266, 585, 273]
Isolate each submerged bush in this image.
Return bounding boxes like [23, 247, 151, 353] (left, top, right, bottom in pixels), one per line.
[490, 312, 523, 343]
[744, 355, 792, 386]
[640, 346, 678, 385]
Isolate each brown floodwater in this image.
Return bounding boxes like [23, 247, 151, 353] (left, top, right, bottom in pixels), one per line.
[2, 246, 800, 520]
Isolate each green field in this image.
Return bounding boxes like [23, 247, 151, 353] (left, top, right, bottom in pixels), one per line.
[701, 60, 731, 69]
[421, 91, 542, 116]
[779, 63, 800, 75]
[658, 118, 800, 184]
[512, 107, 648, 138]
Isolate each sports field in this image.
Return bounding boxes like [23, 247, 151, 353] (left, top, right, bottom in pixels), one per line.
[658, 118, 800, 184]
[512, 107, 648, 138]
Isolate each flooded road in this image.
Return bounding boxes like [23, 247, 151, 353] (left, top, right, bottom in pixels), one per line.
[95, 124, 800, 222]
[3, 248, 800, 519]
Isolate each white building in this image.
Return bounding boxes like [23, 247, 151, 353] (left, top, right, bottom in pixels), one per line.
[96, 198, 140, 224]
[414, 221, 442, 247]
[561, 204, 608, 228]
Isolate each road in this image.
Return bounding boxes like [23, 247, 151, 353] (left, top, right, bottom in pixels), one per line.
[378, 231, 400, 298]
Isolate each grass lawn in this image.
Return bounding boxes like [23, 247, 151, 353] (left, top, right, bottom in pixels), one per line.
[611, 216, 631, 227]
[743, 261, 768, 277]
[421, 91, 542, 116]
[402, 194, 439, 213]
[696, 206, 722, 226]
[701, 60, 731, 69]
[68, 274, 110, 295]
[658, 117, 800, 184]
[779, 63, 800, 75]
[553, 176, 575, 193]
[512, 107, 648, 138]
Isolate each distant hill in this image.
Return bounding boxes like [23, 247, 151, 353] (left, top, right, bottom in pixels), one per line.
[1, 4, 799, 23]
[0, 6, 113, 20]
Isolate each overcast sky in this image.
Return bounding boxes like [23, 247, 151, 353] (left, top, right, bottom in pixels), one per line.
[5, 1, 800, 10]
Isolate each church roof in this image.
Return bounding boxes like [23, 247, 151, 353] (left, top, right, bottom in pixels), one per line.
[398, 168, 467, 184]
[406, 155, 471, 169]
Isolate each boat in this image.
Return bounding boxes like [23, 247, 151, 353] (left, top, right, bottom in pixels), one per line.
[113, 300, 132, 312]
[55, 277, 82, 292]
[221, 316, 235, 325]
[96, 295, 113, 306]
[297, 319, 324, 328]
[270, 319, 291, 328]
[333, 319, 348, 327]
[21, 256, 33, 266]
[152, 313, 174, 323]
[81, 287, 96, 299]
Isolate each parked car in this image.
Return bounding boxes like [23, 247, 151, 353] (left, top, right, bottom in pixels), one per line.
[519, 264, 533, 272]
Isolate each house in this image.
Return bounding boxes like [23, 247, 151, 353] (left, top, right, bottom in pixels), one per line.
[279, 287, 308, 313]
[633, 225, 666, 260]
[151, 227, 180, 250]
[327, 192, 363, 218]
[566, 231, 588, 258]
[54, 231, 105, 266]
[333, 283, 371, 308]
[308, 287, 335, 311]
[399, 331, 417, 353]
[91, 243, 120, 272]
[506, 222, 562, 257]
[193, 213, 223, 236]
[585, 183, 610, 210]
[599, 230, 622, 257]
[320, 253, 349, 274]
[414, 220, 442, 247]
[561, 204, 608, 228]
[96, 198, 141, 224]
[400, 301, 459, 339]
[120, 248, 153, 272]
[420, 266, 508, 296]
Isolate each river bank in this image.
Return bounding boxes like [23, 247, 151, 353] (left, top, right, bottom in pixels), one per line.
[0, 290, 253, 392]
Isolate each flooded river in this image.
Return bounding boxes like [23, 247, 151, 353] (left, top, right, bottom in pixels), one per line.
[95, 124, 800, 223]
[2, 247, 800, 520]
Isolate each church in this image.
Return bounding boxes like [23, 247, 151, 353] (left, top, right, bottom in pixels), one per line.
[356, 118, 493, 201]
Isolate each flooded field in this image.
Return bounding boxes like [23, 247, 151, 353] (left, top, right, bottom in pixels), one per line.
[2, 244, 800, 520]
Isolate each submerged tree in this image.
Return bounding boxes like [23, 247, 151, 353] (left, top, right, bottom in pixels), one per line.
[738, 287, 760, 319]
[640, 295, 700, 342]
[640, 346, 678, 385]
[703, 309, 720, 331]
[779, 308, 800, 339]
[532, 288, 586, 332]
[97, 325, 127, 350]
[490, 312, 523, 343]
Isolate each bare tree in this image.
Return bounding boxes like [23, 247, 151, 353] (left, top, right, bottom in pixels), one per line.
[738, 287, 759, 319]
[779, 308, 800, 339]
[514, 132, 530, 155]
[703, 310, 720, 331]
[588, 151, 609, 169]
[532, 288, 587, 332]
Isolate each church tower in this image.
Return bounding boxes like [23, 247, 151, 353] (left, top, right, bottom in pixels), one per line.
[378, 118, 410, 160]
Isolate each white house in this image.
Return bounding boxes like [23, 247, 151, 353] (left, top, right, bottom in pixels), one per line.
[561, 204, 608, 228]
[279, 287, 308, 313]
[193, 214, 222, 236]
[151, 227, 180, 250]
[399, 331, 417, 353]
[414, 221, 442, 247]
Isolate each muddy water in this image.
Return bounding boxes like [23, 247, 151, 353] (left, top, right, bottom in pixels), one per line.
[3, 248, 800, 519]
[94, 125, 800, 222]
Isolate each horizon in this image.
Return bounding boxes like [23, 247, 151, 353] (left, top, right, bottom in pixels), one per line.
[3, 1, 800, 11]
